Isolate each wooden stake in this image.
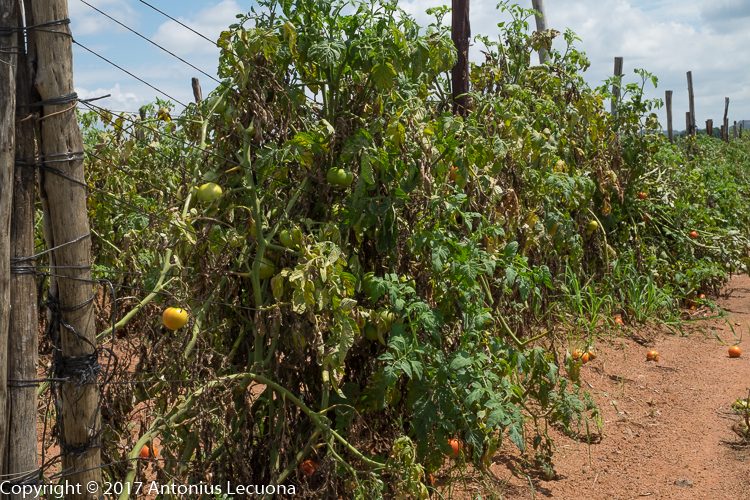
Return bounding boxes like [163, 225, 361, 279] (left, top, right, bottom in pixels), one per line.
[733, 120, 738, 139]
[723, 97, 730, 142]
[27, 0, 101, 495]
[8, 0, 40, 482]
[0, 0, 20, 478]
[705, 119, 713, 137]
[191, 77, 202, 104]
[531, 0, 549, 64]
[685, 112, 691, 136]
[451, 0, 470, 115]
[686, 71, 696, 135]
[612, 57, 624, 115]
[665, 90, 673, 142]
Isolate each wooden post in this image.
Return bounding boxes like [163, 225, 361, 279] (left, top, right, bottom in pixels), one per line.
[611, 57, 624, 115]
[685, 112, 691, 136]
[665, 90, 673, 142]
[686, 71, 696, 135]
[740, 123, 743, 138]
[531, 0, 548, 64]
[733, 120, 738, 139]
[27, 0, 101, 495]
[721, 125, 726, 141]
[451, 0, 470, 115]
[0, 0, 20, 478]
[723, 97, 730, 142]
[191, 77, 202, 103]
[8, 0, 40, 484]
[706, 119, 713, 137]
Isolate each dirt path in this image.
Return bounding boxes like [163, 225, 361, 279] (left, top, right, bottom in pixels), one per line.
[502, 274, 750, 500]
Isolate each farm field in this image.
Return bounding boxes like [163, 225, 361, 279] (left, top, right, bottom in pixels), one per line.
[1, 0, 750, 499]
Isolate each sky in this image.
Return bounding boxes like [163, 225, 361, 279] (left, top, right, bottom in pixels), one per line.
[70, 0, 750, 128]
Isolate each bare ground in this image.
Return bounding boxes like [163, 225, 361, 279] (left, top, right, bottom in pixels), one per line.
[498, 274, 750, 500]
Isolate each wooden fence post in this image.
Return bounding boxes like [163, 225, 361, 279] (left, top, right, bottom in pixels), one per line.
[705, 119, 713, 137]
[27, 0, 101, 495]
[665, 90, 673, 142]
[531, 0, 548, 64]
[451, 0, 470, 115]
[0, 0, 20, 478]
[685, 112, 691, 136]
[191, 77, 202, 104]
[733, 120, 737, 139]
[8, 0, 40, 484]
[723, 97, 730, 142]
[611, 57, 624, 115]
[686, 71, 696, 135]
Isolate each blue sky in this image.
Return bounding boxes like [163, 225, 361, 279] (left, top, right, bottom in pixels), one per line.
[71, 0, 750, 126]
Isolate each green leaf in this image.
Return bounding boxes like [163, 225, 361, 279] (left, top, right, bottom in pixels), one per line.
[271, 274, 285, 301]
[372, 62, 397, 90]
[449, 351, 473, 371]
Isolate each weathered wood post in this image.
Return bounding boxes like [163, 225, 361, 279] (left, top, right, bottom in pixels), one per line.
[665, 90, 674, 142]
[723, 97, 730, 142]
[0, 0, 20, 478]
[531, 0, 548, 64]
[733, 120, 738, 139]
[8, 0, 40, 484]
[451, 0, 470, 115]
[611, 57, 624, 115]
[686, 71, 696, 135]
[706, 119, 713, 137]
[27, 0, 101, 495]
[191, 77, 202, 104]
[685, 112, 691, 136]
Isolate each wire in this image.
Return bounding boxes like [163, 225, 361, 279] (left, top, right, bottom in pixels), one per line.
[72, 39, 189, 108]
[76, 0, 222, 86]
[137, 0, 219, 47]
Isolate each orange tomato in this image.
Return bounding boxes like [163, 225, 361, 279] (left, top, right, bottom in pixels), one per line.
[447, 438, 462, 458]
[613, 313, 624, 326]
[571, 349, 583, 360]
[689, 230, 699, 239]
[637, 191, 648, 200]
[646, 350, 659, 362]
[162, 307, 189, 330]
[581, 352, 591, 364]
[728, 345, 742, 358]
[448, 166, 459, 182]
[138, 445, 151, 459]
[299, 459, 318, 477]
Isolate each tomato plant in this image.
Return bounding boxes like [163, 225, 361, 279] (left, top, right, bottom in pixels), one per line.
[75, 0, 750, 496]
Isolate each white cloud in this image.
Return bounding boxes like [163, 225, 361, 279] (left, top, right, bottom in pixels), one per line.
[76, 83, 141, 110]
[151, 0, 241, 56]
[69, 0, 138, 36]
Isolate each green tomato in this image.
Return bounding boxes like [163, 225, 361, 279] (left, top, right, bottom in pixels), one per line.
[258, 257, 276, 279]
[326, 167, 353, 187]
[364, 322, 379, 341]
[586, 220, 599, 233]
[279, 229, 295, 248]
[196, 182, 223, 203]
